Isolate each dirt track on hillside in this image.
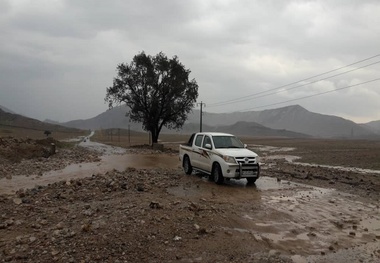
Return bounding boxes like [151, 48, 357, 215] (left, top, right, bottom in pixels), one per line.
[0, 139, 379, 263]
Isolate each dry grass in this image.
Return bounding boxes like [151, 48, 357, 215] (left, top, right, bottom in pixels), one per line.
[0, 125, 87, 140]
[245, 137, 380, 170]
[91, 129, 189, 148]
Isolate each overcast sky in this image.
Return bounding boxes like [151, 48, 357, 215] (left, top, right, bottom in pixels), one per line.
[1, 0, 379, 123]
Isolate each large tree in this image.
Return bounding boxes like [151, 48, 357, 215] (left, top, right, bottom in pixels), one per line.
[105, 51, 199, 143]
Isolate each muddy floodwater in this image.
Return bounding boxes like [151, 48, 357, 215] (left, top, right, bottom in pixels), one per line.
[0, 153, 180, 195]
[168, 176, 380, 263]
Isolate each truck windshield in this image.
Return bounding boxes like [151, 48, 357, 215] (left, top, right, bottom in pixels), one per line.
[212, 136, 244, 149]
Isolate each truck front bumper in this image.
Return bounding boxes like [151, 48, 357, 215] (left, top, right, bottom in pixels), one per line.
[222, 163, 260, 179]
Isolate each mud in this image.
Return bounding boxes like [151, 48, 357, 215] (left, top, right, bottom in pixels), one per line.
[168, 175, 380, 262]
[1, 137, 380, 262]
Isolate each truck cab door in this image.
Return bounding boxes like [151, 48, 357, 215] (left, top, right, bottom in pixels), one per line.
[191, 134, 204, 169]
[197, 135, 213, 172]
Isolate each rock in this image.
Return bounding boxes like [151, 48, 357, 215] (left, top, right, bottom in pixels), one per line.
[13, 198, 22, 205]
[81, 223, 91, 232]
[29, 236, 37, 243]
[173, 236, 182, 241]
[136, 184, 145, 192]
[55, 222, 64, 230]
[149, 201, 162, 209]
[198, 228, 207, 235]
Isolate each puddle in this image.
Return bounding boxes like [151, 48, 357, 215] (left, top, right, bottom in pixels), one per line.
[167, 176, 299, 201]
[291, 161, 380, 175]
[247, 184, 380, 258]
[263, 154, 380, 175]
[253, 145, 296, 152]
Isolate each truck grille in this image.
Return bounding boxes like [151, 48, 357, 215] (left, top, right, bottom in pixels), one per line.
[235, 156, 257, 164]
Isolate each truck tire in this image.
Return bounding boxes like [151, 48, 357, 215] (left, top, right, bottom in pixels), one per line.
[183, 156, 193, 175]
[246, 177, 257, 184]
[212, 163, 224, 185]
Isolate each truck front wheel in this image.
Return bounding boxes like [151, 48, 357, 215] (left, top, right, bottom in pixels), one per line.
[246, 177, 257, 184]
[183, 156, 193, 175]
[212, 163, 224, 185]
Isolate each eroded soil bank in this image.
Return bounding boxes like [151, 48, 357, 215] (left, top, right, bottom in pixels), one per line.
[0, 138, 379, 263]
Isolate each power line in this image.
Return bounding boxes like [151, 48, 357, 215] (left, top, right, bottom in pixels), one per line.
[236, 78, 380, 112]
[208, 54, 380, 107]
[210, 60, 380, 107]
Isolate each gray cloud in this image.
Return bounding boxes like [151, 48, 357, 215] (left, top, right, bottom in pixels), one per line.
[0, 0, 379, 123]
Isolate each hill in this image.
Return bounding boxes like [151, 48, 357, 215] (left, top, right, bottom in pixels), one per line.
[62, 105, 143, 131]
[361, 120, 380, 134]
[208, 121, 310, 138]
[60, 104, 379, 139]
[0, 105, 14, 114]
[60, 105, 309, 138]
[0, 108, 84, 138]
[186, 105, 376, 139]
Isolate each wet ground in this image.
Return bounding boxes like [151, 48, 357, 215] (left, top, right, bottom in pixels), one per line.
[167, 175, 380, 263]
[0, 136, 180, 195]
[1, 136, 379, 262]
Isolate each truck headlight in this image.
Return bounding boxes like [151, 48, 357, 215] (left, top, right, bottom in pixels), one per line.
[256, 156, 260, 163]
[223, 155, 236, 164]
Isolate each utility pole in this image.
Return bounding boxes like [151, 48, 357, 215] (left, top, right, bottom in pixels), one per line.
[197, 101, 206, 132]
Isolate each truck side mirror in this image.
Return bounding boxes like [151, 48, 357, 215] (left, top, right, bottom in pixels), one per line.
[205, 143, 212, 149]
[244, 144, 247, 148]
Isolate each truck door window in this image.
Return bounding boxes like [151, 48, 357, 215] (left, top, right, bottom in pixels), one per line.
[194, 135, 204, 147]
[187, 133, 195, 146]
[202, 136, 212, 149]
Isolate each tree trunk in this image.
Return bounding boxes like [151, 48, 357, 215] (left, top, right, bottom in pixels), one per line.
[151, 128, 159, 144]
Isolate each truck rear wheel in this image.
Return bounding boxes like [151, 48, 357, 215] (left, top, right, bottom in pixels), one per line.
[183, 156, 193, 175]
[212, 163, 224, 184]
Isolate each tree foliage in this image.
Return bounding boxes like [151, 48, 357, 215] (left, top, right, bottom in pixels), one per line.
[44, 130, 51, 137]
[105, 51, 199, 143]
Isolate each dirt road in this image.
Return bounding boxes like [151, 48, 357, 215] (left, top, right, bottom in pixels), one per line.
[0, 138, 379, 262]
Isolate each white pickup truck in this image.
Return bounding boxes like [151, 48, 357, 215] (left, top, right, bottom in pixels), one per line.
[179, 132, 260, 184]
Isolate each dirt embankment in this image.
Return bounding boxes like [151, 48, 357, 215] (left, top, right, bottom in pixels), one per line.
[0, 137, 100, 180]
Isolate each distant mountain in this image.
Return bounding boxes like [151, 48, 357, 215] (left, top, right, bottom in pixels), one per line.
[0, 105, 15, 114]
[186, 105, 376, 139]
[59, 104, 379, 139]
[194, 121, 309, 138]
[0, 108, 82, 133]
[62, 105, 142, 131]
[61, 105, 308, 138]
[361, 120, 380, 134]
[44, 119, 60, 125]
